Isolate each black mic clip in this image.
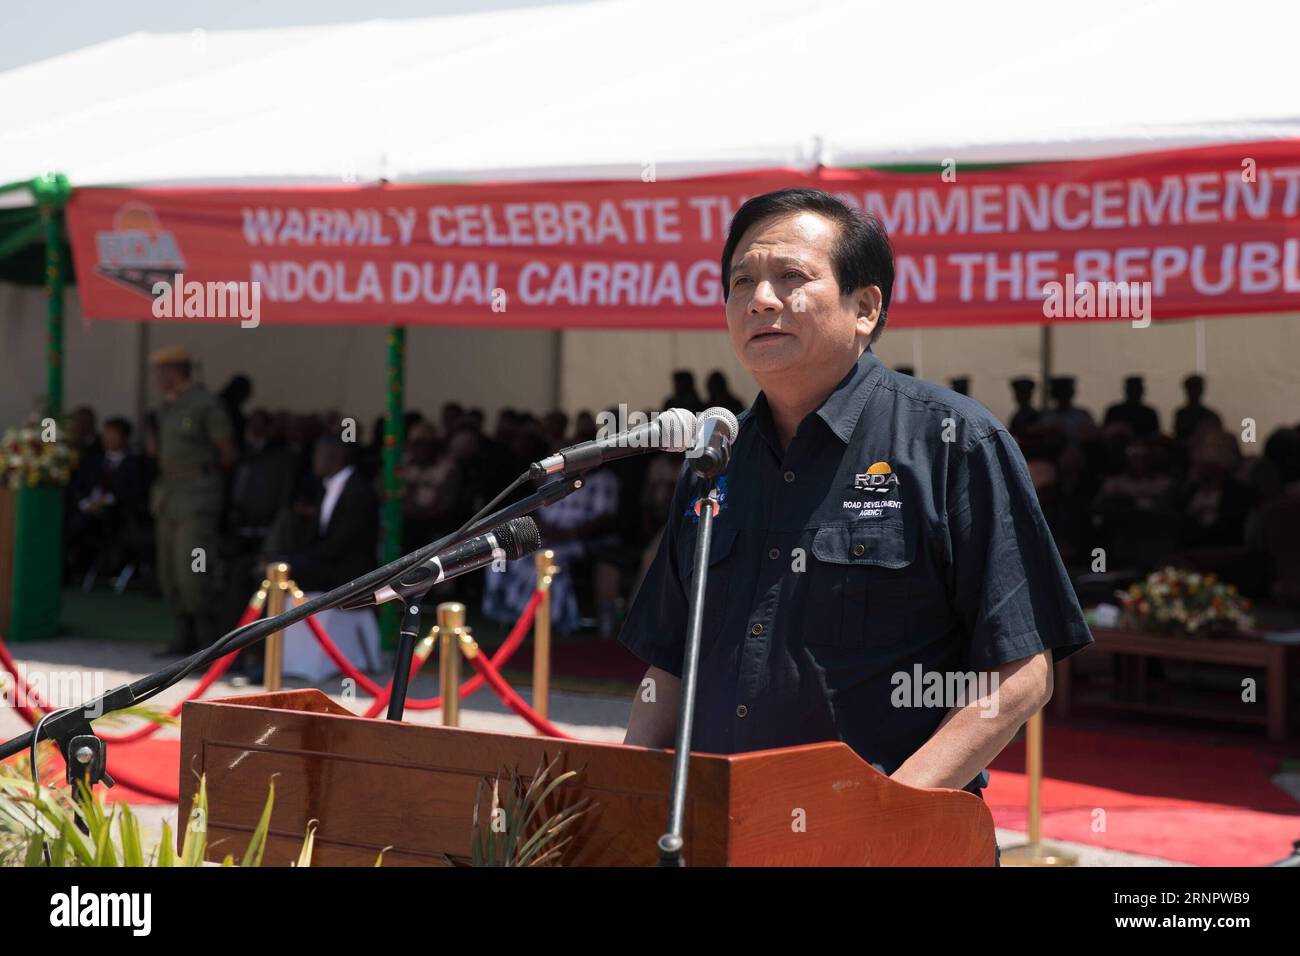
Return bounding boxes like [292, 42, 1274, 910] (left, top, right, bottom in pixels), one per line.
[43, 683, 136, 790]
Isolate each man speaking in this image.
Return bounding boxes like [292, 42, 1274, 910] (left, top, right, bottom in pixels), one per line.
[619, 189, 1092, 832]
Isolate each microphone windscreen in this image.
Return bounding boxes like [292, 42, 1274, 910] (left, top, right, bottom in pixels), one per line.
[655, 407, 699, 452]
[496, 516, 542, 560]
[698, 406, 740, 441]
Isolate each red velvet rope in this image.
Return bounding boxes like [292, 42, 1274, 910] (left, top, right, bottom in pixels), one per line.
[361, 588, 545, 718]
[462, 648, 571, 739]
[0, 637, 43, 726]
[301, 611, 385, 697]
[0, 600, 262, 744]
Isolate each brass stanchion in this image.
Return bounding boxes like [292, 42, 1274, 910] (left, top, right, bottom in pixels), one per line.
[433, 602, 468, 727]
[1000, 710, 1077, 866]
[533, 549, 559, 721]
[262, 562, 290, 691]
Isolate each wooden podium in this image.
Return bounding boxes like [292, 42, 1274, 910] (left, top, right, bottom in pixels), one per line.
[179, 690, 996, 866]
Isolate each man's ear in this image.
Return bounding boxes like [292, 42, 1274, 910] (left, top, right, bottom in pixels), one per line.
[854, 285, 884, 341]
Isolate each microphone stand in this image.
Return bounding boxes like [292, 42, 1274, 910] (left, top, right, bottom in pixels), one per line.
[656, 477, 720, 867]
[382, 475, 584, 721]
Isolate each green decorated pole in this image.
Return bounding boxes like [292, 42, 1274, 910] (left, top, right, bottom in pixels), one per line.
[31, 172, 71, 418]
[380, 325, 406, 644]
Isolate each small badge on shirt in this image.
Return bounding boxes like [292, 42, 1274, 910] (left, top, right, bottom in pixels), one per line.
[843, 461, 902, 518]
[685, 475, 728, 523]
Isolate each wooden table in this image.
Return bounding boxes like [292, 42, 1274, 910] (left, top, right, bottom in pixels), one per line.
[1054, 627, 1298, 740]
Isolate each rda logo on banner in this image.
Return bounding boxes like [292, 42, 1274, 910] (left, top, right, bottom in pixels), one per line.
[49, 886, 151, 936]
[93, 202, 186, 298]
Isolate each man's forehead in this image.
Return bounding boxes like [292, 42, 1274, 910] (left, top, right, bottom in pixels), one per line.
[730, 211, 835, 267]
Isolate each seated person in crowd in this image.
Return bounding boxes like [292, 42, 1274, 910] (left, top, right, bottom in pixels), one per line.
[269, 437, 379, 593]
[1094, 437, 1176, 513]
[66, 417, 152, 579]
[399, 422, 461, 550]
[1175, 429, 1252, 549]
[483, 466, 620, 635]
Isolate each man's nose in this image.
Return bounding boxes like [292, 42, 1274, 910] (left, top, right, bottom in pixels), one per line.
[748, 280, 782, 314]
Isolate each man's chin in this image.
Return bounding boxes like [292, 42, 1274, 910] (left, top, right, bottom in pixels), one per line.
[741, 335, 802, 375]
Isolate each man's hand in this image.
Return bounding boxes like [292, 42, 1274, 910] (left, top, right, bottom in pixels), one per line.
[624, 665, 681, 749]
[889, 650, 1054, 791]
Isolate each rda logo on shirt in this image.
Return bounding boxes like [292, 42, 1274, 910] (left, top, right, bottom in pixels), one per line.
[853, 461, 900, 493]
[845, 461, 902, 517]
[93, 202, 186, 298]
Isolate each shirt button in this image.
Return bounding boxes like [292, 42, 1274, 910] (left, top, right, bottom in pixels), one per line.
[750, 623, 764, 636]
[783, 471, 795, 483]
[736, 704, 749, 718]
[768, 547, 780, 560]
[853, 543, 865, 556]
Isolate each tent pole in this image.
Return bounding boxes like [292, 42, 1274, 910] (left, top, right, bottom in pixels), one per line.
[32, 173, 71, 418]
[381, 325, 406, 645]
[551, 330, 563, 408]
[1039, 324, 1053, 409]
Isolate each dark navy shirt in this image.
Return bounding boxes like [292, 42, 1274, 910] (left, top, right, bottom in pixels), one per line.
[619, 346, 1093, 794]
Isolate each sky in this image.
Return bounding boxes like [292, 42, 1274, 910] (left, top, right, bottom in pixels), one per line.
[0, 0, 579, 73]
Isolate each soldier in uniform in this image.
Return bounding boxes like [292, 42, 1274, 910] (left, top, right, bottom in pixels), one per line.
[149, 346, 238, 655]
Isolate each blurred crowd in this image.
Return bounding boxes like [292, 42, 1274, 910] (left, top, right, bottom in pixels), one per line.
[60, 365, 746, 652]
[1002, 372, 1300, 622]
[60, 362, 1300, 655]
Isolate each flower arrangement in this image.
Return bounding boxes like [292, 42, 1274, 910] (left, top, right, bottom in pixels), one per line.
[1117, 566, 1254, 637]
[0, 422, 77, 490]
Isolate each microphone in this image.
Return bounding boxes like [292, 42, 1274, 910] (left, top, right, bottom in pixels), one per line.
[340, 517, 542, 609]
[688, 406, 739, 478]
[530, 407, 698, 480]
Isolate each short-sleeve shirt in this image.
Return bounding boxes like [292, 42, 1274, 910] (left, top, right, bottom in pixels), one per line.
[618, 347, 1093, 794]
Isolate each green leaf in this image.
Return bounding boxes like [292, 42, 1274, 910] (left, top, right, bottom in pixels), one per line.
[49, 829, 68, 868]
[94, 804, 120, 867]
[117, 805, 143, 868]
[22, 834, 44, 867]
[180, 776, 209, 867]
[240, 777, 275, 868]
[157, 820, 175, 868]
[59, 815, 94, 866]
[296, 820, 317, 867]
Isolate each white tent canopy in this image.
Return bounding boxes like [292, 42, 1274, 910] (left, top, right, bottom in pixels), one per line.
[2, 0, 1298, 197]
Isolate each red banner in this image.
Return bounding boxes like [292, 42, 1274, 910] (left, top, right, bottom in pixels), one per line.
[66, 141, 1300, 330]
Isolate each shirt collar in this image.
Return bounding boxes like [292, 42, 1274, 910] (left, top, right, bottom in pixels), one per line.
[747, 346, 884, 449]
[324, 464, 354, 492]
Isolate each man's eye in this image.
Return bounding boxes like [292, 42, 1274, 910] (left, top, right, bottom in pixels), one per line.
[784, 270, 806, 281]
[732, 275, 751, 287]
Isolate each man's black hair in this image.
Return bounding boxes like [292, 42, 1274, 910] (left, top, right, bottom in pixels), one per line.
[721, 187, 895, 343]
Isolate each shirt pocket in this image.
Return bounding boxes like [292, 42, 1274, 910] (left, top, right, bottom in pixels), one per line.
[677, 521, 739, 651]
[807, 519, 912, 649]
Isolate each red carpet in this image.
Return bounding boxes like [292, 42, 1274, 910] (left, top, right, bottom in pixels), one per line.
[105, 738, 180, 805]
[986, 726, 1300, 866]
[44, 738, 180, 806]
